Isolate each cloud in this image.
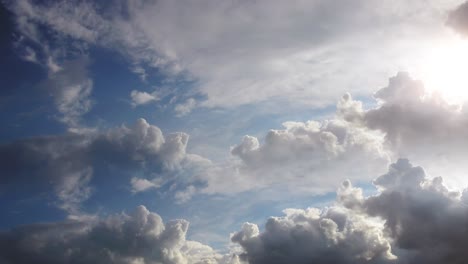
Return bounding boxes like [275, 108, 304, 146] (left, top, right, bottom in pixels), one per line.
[5, 0, 458, 110]
[21, 46, 38, 63]
[338, 72, 468, 187]
[4, 1, 98, 128]
[130, 90, 159, 107]
[174, 185, 197, 204]
[340, 72, 468, 148]
[199, 112, 389, 195]
[44, 57, 94, 128]
[341, 159, 468, 263]
[175, 98, 197, 117]
[130, 177, 164, 193]
[0, 118, 198, 214]
[448, 1, 468, 36]
[232, 201, 395, 264]
[232, 159, 468, 264]
[7, 0, 106, 43]
[0, 205, 233, 264]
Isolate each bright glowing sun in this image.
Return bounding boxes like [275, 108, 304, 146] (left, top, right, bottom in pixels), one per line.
[419, 39, 468, 102]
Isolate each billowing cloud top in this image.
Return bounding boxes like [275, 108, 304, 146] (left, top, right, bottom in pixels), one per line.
[4, 0, 468, 263]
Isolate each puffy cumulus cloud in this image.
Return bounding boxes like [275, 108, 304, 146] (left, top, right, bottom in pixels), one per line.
[340, 72, 468, 148]
[5, 0, 460, 109]
[340, 159, 468, 264]
[338, 72, 468, 187]
[0, 205, 235, 264]
[232, 159, 468, 264]
[206, 115, 389, 195]
[231, 203, 395, 264]
[0, 118, 196, 214]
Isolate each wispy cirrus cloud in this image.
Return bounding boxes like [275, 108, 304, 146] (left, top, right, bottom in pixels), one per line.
[5, 0, 462, 113]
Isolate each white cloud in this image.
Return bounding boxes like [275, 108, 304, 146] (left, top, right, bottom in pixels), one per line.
[21, 46, 37, 63]
[131, 65, 148, 81]
[197, 111, 389, 196]
[174, 185, 197, 204]
[338, 72, 468, 188]
[45, 58, 94, 128]
[6, 0, 463, 110]
[130, 177, 163, 193]
[175, 98, 197, 117]
[130, 90, 159, 107]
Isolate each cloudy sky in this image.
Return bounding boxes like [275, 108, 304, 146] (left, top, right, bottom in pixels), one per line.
[3, 0, 468, 263]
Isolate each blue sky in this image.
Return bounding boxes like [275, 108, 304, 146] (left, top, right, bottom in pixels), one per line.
[4, 1, 468, 263]
[0, 0, 347, 243]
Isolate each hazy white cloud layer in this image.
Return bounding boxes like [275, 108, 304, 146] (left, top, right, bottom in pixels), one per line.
[5, 0, 464, 110]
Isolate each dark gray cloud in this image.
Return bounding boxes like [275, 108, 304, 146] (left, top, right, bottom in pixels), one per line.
[342, 159, 468, 264]
[0, 205, 230, 264]
[448, 1, 468, 36]
[0, 118, 195, 214]
[232, 159, 468, 264]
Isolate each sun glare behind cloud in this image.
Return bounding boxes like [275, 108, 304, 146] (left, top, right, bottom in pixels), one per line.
[419, 38, 468, 102]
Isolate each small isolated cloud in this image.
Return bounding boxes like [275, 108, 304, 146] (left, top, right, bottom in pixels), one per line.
[130, 90, 159, 107]
[21, 46, 38, 63]
[175, 98, 197, 117]
[130, 177, 164, 193]
[0, 205, 235, 264]
[131, 65, 148, 81]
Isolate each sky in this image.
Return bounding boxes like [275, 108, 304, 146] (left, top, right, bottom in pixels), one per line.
[3, 0, 468, 263]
